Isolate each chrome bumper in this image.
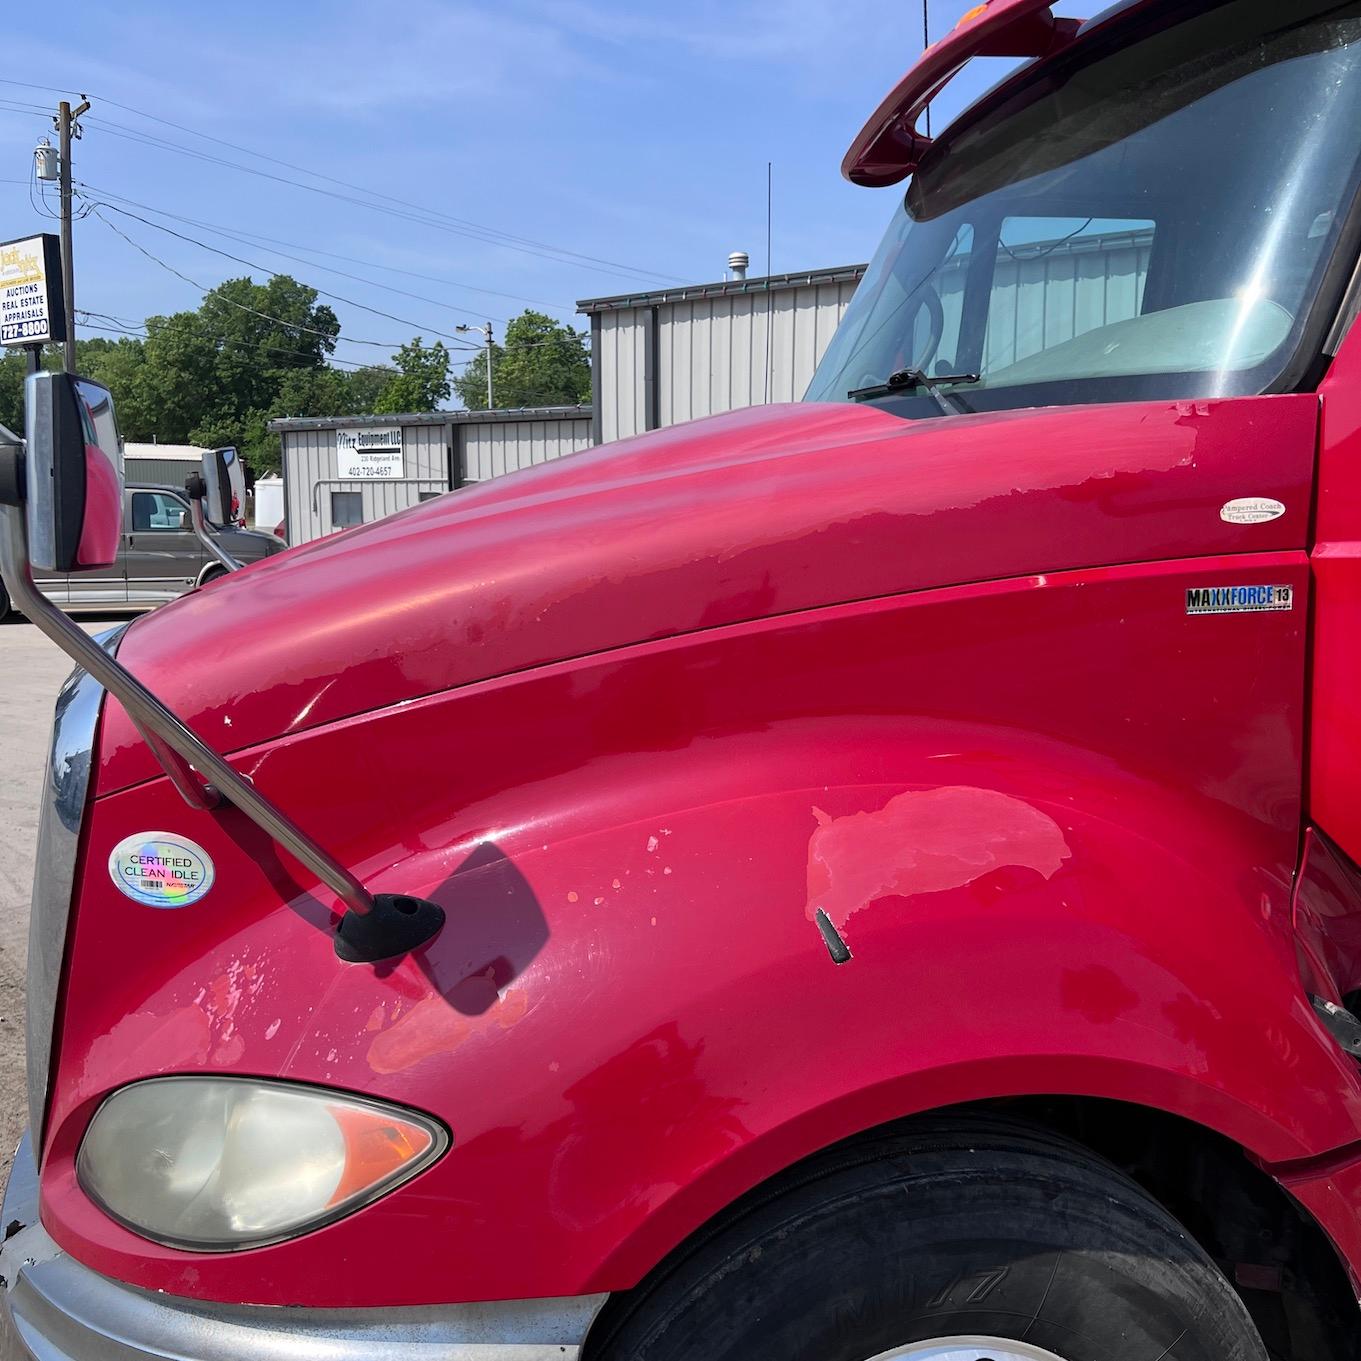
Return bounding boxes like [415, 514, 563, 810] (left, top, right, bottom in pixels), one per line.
[0, 1134, 607, 1360]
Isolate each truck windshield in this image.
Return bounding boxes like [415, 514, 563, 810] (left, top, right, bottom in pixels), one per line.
[806, 0, 1361, 416]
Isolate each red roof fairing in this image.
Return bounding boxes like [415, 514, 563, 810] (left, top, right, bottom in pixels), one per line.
[842, 0, 1081, 187]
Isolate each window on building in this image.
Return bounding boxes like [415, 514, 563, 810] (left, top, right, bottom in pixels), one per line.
[331, 492, 363, 528]
[418, 491, 443, 503]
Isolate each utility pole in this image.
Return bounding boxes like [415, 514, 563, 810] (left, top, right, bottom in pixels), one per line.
[457, 322, 494, 408]
[55, 97, 90, 372]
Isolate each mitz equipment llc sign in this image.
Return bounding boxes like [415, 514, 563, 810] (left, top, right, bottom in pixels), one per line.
[0, 234, 64, 347]
[336, 426, 404, 478]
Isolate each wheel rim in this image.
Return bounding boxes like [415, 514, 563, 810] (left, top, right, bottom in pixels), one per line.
[862, 1341, 1069, 1361]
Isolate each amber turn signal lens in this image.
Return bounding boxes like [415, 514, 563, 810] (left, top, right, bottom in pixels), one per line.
[327, 1103, 436, 1206]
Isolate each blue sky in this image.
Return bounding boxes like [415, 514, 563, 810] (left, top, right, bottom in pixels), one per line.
[1, 1, 1083, 385]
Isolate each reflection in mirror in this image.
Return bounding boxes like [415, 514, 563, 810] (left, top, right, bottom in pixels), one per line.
[201, 447, 245, 527]
[23, 372, 123, 573]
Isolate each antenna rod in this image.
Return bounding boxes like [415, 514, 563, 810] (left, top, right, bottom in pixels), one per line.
[764, 161, 773, 403]
[923, 0, 932, 138]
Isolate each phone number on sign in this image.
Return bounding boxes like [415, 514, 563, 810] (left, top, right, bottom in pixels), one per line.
[1, 318, 52, 343]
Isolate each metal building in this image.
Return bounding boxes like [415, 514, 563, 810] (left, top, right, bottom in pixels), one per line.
[269, 407, 592, 543]
[123, 442, 209, 488]
[578, 264, 867, 444]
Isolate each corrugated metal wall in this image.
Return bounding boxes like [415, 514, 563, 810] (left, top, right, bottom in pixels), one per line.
[660, 280, 859, 425]
[595, 311, 649, 444]
[936, 230, 1153, 371]
[464, 416, 593, 481]
[594, 277, 860, 441]
[282, 424, 449, 544]
[278, 410, 594, 543]
[125, 457, 200, 487]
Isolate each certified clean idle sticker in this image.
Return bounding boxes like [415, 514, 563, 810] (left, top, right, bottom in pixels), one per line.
[108, 832, 215, 907]
[1220, 497, 1286, 525]
[1186, 584, 1294, 615]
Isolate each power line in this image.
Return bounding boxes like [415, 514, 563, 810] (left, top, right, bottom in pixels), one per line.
[86, 103, 684, 283]
[0, 79, 81, 98]
[90, 209, 399, 353]
[2, 78, 683, 284]
[88, 199, 589, 354]
[74, 312, 371, 370]
[88, 203, 483, 354]
[75, 183, 572, 313]
[76, 184, 511, 325]
[75, 310, 489, 370]
[1, 77, 615, 268]
[73, 110, 682, 286]
[87, 198, 484, 348]
[29, 155, 60, 222]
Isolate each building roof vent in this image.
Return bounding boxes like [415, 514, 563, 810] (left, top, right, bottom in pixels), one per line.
[728, 251, 750, 280]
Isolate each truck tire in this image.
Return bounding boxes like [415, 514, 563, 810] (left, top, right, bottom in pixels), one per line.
[588, 1117, 1268, 1361]
[0, 579, 9, 622]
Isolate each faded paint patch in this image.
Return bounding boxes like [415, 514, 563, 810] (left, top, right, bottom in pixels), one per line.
[82, 1005, 212, 1088]
[195, 957, 268, 1065]
[367, 980, 529, 1075]
[807, 786, 1070, 931]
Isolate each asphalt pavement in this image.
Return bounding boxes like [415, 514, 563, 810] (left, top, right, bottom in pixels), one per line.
[0, 611, 132, 1360]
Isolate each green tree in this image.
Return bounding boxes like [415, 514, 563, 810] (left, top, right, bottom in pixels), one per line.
[76, 337, 152, 438]
[373, 338, 451, 414]
[0, 348, 26, 436]
[451, 310, 590, 410]
[0, 343, 69, 434]
[117, 275, 343, 473]
[346, 363, 395, 413]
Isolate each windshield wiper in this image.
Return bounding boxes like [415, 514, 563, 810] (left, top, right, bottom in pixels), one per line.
[848, 367, 980, 414]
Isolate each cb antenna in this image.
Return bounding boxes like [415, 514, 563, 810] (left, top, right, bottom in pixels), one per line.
[923, 0, 932, 138]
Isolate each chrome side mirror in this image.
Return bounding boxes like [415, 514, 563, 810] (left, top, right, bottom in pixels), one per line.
[23, 372, 123, 572]
[203, 446, 245, 527]
[184, 451, 244, 573]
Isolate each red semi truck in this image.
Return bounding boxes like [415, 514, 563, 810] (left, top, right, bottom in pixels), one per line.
[7, 1, 1361, 1358]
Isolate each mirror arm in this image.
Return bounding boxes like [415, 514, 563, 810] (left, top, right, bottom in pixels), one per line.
[0, 445, 372, 919]
[126, 717, 220, 811]
[184, 474, 243, 572]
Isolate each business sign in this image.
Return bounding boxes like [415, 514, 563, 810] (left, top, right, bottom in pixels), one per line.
[0, 234, 64, 347]
[336, 426, 403, 479]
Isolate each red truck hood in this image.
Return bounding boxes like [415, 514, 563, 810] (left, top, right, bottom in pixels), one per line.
[97, 395, 1316, 795]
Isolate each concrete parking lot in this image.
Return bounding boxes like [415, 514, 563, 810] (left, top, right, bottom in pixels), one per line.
[0, 612, 130, 1360]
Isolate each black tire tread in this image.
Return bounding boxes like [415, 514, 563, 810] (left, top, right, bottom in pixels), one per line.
[587, 1114, 1266, 1361]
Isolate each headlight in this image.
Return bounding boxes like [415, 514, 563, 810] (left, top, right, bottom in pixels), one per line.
[77, 1077, 447, 1250]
